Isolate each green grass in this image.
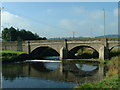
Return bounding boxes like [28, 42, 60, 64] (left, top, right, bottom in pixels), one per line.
[110, 47, 120, 59]
[0, 50, 26, 55]
[75, 74, 119, 89]
[65, 59, 99, 62]
[1, 50, 26, 62]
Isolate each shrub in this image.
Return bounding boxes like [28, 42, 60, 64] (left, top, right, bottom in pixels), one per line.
[106, 56, 119, 77]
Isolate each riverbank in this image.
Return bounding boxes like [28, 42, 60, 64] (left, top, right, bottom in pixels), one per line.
[0, 50, 28, 63]
[63, 59, 100, 64]
[74, 56, 119, 89]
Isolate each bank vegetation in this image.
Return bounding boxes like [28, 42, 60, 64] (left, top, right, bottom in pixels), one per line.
[0, 50, 29, 63]
[74, 48, 119, 89]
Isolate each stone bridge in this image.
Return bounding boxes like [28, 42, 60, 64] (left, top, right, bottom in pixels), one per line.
[1, 38, 119, 60]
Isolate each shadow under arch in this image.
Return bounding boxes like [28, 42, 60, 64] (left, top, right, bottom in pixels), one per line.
[30, 62, 53, 72]
[30, 46, 60, 59]
[68, 45, 99, 59]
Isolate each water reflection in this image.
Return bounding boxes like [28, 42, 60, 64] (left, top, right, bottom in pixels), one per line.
[2, 61, 106, 88]
[43, 56, 59, 60]
[76, 64, 98, 71]
[44, 62, 60, 70]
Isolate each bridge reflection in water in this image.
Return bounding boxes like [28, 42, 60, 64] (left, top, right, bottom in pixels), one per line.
[3, 60, 106, 87]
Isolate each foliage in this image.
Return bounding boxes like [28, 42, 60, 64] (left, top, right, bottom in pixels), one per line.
[2, 27, 47, 41]
[0, 50, 27, 62]
[75, 74, 119, 89]
[109, 47, 120, 59]
[77, 48, 98, 59]
[106, 56, 119, 77]
[0, 50, 25, 55]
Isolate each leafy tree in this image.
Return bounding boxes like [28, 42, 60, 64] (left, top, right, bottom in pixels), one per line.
[2, 27, 47, 41]
[9, 27, 18, 41]
[34, 33, 40, 39]
[2, 28, 10, 41]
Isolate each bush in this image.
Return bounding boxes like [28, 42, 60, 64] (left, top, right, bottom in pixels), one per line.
[75, 74, 119, 89]
[106, 56, 119, 77]
[1, 50, 27, 63]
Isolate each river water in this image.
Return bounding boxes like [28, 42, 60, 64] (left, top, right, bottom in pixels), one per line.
[2, 58, 106, 88]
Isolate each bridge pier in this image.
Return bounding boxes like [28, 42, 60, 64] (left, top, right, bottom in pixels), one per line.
[99, 46, 109, 60]
[60, 47, 68, 60]
[99, 38, 109, 60]
[60, 39, 68, 60]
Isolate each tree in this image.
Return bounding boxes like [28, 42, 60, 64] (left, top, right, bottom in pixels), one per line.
[2, 28, 10, 41]
[9, 27, 18, 41]
[2, 27, 47, 41]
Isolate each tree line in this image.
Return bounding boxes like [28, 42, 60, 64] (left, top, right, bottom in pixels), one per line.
[2, 27, 47, 41]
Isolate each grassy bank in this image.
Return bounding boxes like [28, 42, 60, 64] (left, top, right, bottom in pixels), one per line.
[0, 50, 25, 54]
[0, 50, 27, 62]
[74, 56, 119, 89]
[75, 74, 119, 88]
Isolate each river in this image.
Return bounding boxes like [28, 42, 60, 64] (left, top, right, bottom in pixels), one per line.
[2, 57, 106, 88]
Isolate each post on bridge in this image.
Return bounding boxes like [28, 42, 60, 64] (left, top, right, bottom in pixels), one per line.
[27, 41, 31, 55]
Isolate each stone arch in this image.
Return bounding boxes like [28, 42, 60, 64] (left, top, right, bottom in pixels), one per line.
[109, 44, 120, 52]
[30, 46, 59, 59]
[68, 45, 99, 59]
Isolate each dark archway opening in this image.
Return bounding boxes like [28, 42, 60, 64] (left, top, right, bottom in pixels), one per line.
[30, 47, 59, 60]
[68, 46, 99, 59]
[109, 45, 120, 59]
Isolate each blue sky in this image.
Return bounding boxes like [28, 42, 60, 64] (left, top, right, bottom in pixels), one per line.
[2, 2, 118, 38]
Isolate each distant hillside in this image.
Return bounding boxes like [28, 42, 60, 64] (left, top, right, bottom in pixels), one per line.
[49, 37, 84, 39]
[49, 34, 119, 40]
[95, 34, 119, 38]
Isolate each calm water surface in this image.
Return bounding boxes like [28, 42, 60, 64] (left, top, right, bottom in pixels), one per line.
[2, 59, 106, 88]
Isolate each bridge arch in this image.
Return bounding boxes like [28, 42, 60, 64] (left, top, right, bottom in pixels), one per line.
[109, 44, 120, 52]
[68, 45, 99, 59]
[30, 46, 59, 59]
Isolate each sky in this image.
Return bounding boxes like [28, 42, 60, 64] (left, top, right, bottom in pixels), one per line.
[1, 1, 118, 38]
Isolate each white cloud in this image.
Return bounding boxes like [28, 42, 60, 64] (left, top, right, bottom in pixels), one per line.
[114, 8, 118, 17]
[73, 7, 85, 14]
[98, 25, 104, 31]
[47, 9, 53, 13]
[58, 13, 117, 37]
[78, 20, 87, 25]
[72, 7, 103, 21]
[90, 10, 103, 20]
[2, 11, 34, 31]
[2, 8, 117, 38]
[59, 19, 78, 31]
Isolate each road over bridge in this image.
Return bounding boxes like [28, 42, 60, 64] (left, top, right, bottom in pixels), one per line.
[2, 38, 119, 60]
